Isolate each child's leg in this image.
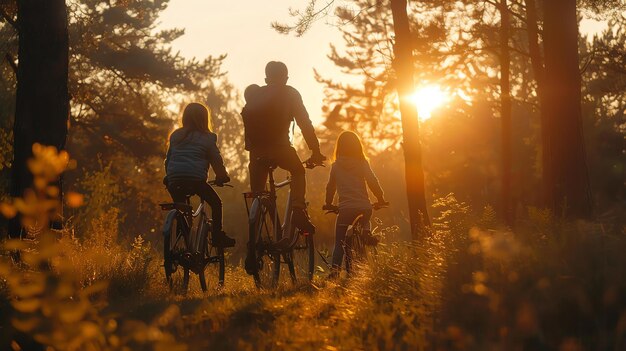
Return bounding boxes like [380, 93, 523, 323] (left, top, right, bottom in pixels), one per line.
[197, 182, 223, 232]
[198, 181, 235, 247]
[166, 181, 190, 203]
[331, 209, 359, 268]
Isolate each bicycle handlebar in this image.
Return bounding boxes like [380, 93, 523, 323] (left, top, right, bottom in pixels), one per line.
[208, 180, 233, 188]
[323, 202, 389, 214]
[372, 201, 390, 210]
[302, 160, 325, 169]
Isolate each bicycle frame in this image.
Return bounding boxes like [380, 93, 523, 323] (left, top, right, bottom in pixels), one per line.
[246, 170, 297, 251]
[162, 202, 203, 245]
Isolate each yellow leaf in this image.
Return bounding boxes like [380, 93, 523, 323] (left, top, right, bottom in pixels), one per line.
[58, 301, 88, 323]
[46, 186, 60, 197]
[80, 321, 101, 339]
[0, 262, 10, 276]
[12, 282, 46, 298]
[12, 317, 40, 332]
[13, 298, 41, 313]
[3, 239, 28, 251]
[0, 203, 17, 219]
[66, 192, 84, 208]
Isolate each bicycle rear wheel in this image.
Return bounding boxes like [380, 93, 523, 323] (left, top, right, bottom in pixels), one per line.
[164, 213, 190, 294]
[249, 198, 280, 288]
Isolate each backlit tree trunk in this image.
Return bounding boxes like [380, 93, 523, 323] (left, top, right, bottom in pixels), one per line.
[541, 0, 592, 217]
[390, 0, 431, 236]
[498, 0, 513, 225]
[524, 0, 552, 208]
[8, 0, 70, 238]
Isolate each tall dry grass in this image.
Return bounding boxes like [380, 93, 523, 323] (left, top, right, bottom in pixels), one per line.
[2, 145, 625, 350]
[0, 144, 184, 350]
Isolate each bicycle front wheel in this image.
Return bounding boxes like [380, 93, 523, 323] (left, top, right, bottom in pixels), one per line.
[200, 243, 225, 290]
[289, 229, 315, 283]
[164, 212, 190, 294]
[198, 217, 226, 291]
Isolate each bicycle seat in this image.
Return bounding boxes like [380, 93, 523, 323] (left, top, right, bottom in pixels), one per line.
[255, 156, 278, 170]
[159, 202, 193, 212]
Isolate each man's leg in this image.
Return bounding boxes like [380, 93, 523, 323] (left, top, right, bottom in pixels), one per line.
[276, 147, 306, 208]
[275, 147, 315, 232]
[248, 151, 269, 193]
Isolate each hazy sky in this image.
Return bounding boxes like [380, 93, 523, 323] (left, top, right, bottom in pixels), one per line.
[158, 1, 342, 122]
[158, 2, 607, 122]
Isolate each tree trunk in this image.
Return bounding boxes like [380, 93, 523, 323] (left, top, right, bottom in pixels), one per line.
[8, 0, 70, 238]
[498, 0, 513, 226]
[524, 0, 552, 209]
[390, 0, 431, 237]
[541, 0, 592, 217]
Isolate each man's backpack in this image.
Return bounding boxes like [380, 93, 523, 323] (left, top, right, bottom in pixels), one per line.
[241, 86, 292, 150]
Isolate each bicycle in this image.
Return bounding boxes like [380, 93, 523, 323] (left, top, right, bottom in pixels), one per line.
[322, 202, 389, 276]
[243, 158, 323, 288]
[159, 181, 231, 294]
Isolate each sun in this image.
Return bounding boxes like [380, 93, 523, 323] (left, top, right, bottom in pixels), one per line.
[410, 85, 448, 121]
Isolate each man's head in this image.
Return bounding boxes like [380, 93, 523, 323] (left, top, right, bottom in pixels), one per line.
[265, 61, 288, 85]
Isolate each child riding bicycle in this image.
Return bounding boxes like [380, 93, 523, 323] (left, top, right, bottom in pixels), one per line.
[324, 131, 388, 277]
[163, 102, 236, 248]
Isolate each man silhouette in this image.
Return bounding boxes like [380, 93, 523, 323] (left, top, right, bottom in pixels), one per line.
[243, 61, 325, 234]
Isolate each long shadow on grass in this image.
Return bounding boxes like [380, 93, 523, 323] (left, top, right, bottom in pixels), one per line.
[111, 281, 326, 349]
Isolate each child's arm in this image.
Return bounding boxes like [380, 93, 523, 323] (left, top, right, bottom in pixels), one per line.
[207, 132, 229, 181]
[325, 165, 337, 206]
[364, 162, 385, 203]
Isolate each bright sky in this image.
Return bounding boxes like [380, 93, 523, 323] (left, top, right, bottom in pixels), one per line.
[157, 1, 609, 123]
[158, 1, 342, 123]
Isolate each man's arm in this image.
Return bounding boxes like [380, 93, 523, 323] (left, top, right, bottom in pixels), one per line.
[290, 87, 320, 152]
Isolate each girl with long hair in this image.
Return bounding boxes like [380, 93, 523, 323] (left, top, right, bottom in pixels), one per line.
[164, 102, 235, 247]
[324, 131, 388, 278]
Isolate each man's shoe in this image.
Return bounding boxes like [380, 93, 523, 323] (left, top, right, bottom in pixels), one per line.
[292, 208, 316, 234]
[245, 254, 259, 275]
[213, 231, 236, 248]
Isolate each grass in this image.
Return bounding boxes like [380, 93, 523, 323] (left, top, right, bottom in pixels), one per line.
[3, 209, 626, 350]
[2, 147, 626, 350]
